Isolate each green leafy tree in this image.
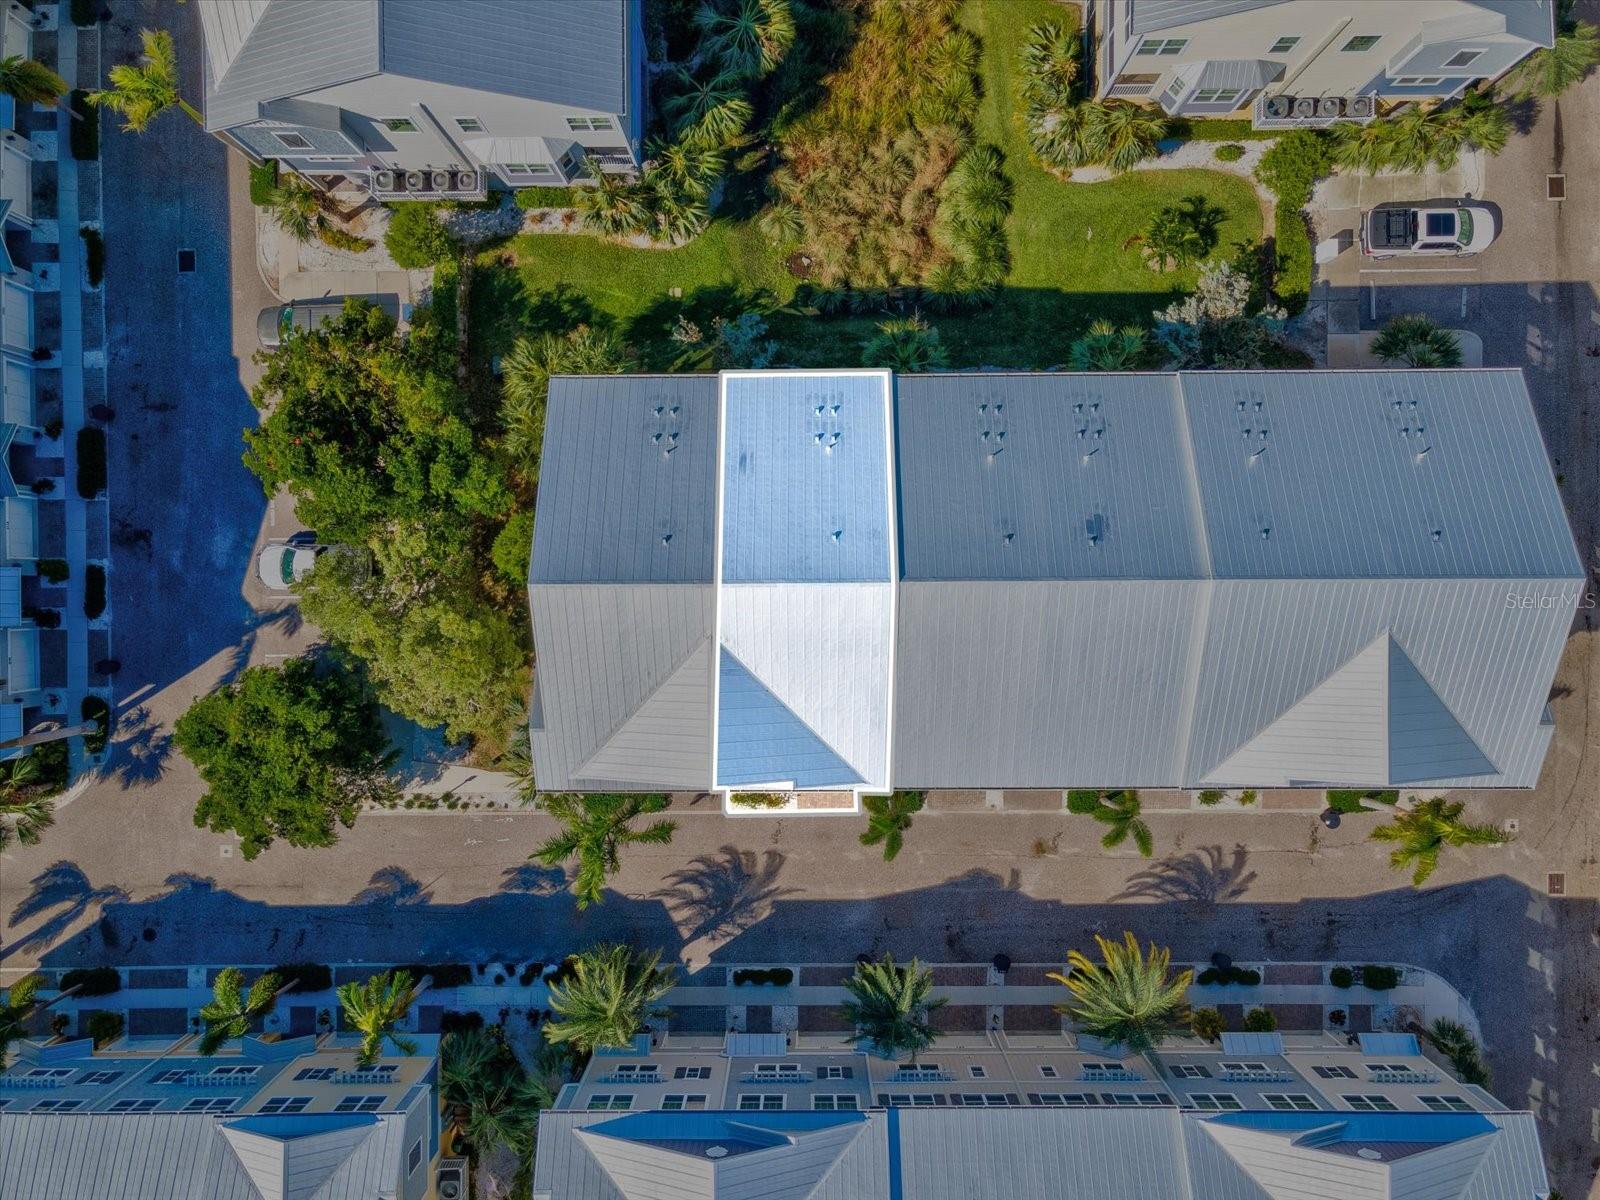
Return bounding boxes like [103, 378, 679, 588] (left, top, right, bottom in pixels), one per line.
[491, 509, 535, 586]
[1068, 320, 1148, 371]
[265, 176, 321, 243]
[662, 69, 753, 147]
[176, 658, 394, 859]
[543, 944, 676, 1053]
[384, 202, 457, 268]
[1190, 1006, 1225, 1043]
[1049, 932, 1192, 1053]
[1371, 314, 1463, 367]
[1092, 790, 1153, 856]
[0, 756, 53, 850]
[1137, 194, 1224, 271]
[0, 56, 67, 106]
[861, 315, 950, 372]
[859, 791, 925, 862]
[1243, 1007, 1277, 1032]
[1255, 129, 1332, 207]
[843, 954, 945, 1064]
[694, 0, 795, 78]
[337, 970, 420, 1068]
[441, 1028, 550, 1159]
[87, 29, 201, 131]
[198, 967, 282, 1054]
[1370, 796, 1508, 886]
[500, 324, 636, 479]
[1506, 21, 1600, 97]
[0, 974, 40, 1061]
[533, 793, 676, 909]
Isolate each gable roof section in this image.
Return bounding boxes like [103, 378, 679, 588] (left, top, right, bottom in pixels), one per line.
[218, 1115, 377, 1200]
[575, 639, 715, 786]
[717, 649, 864, 789]
[1128, 0, 1291, 36]
[203, 0, 635, 133]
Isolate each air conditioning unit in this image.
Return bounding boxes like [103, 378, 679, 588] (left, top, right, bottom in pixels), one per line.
[1264, 94, 1292, 119]
[1346, 95, 1376, 118]
[453, 170, 480, 193]
[430, 169, 452, 191]
[372, 170, 397, 192]
[1317, 97, 1342, 118]
[1292, 96, 1316, 118]
[436, 1158, 467, 1200]
[404, 170, 426, 191]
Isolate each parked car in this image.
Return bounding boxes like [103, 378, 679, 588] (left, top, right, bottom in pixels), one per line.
[256, 542, 324, 591]
[1361, 202, 1497, 258]
[256, 294, 401, 348]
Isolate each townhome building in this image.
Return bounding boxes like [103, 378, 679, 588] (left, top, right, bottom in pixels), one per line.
[0, 1032, 442, 1198]
[1093, 0, 1555, 128]
[197, 0, 647, 201]
[534, 1030, 1550, 1199]
[527, 369, 1581, 799]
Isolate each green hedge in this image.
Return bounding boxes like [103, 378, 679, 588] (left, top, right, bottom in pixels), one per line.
[730, 792, 788, 809]
[279, 962, 333, 993]
[1167, 118, 1279, 142]
[1329, 966, 1354, 988]
[69, 91, 98, 160]
[732, 967, 794, 986]
[395, 962, 472, 988]
[1197, 965, 1262, 986]
[1360, 964, 1400, 990]
[86, 1010, 124, 1047]
[383, 202, 457, 268]
[249, 159, 280, 206]
[37, 558, 69, 583]
[81, 696, 110, 754]
[61, 966, 121, 996]
[84, 563, 106, 619]
[1066, 789, 1102, 815]
[1327, 789, 1400, 813]
[515, 186, 578, 209]
[1273, 205, 1313, 315]
[76, 427, 106, 497]
[69, 0, 97, 28]
[80, 226, 105, 287]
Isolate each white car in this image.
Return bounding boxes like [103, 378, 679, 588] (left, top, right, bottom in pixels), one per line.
[1361, 202, 1498, 258]
[256, 543, 322, 591]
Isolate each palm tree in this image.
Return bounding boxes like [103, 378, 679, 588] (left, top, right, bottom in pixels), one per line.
[501, 324, 635, 477]
[843, 954, 945, 1064]
[647, 138, 724, 199]
[197, 967, 282, 1054]
[1068, 320, 1148, 371]
[543, 943, 676, 1054]
[1049, 931, 1192, 1053]
[497, 716, 538, 807]
[1370, 796, 1508, 886]
[87, 29, 202, 132]
[945, 145, 1014, 226]
[694, 0, 795, 79]
[337, 969, 420, 1067]
[0, 755, 51, 851]
[1083, 101, 1167, 173]
[0, 974, 40, 1060]
[265, 177, 321, 243]
[1427, 1016, 1490, 1086]
[859, 791, 925, 862]
[532, 793, 676, 909]
[1093, 790, 1153, 856]
[1506, 21, 1600, 98]
[1028, 100, 1093, 172]
[662, 69, 753, 147]
[0, 56, 67, 107]
[1371, 314, 1463, 367]
[575, 173, 653, 237]
[1020, 21, 1079, 107]
[1330, 119, 1393, 173]
[441, 1028, 549, 1157]
[860, 315, 950, 372]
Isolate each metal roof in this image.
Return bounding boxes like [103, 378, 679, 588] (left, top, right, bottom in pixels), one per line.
[1358, 1033, 1423, 1057]
[1219, 1032, 1285, 1056]
[202, 0, 636, 132]
[1127, 0, 1289, 37]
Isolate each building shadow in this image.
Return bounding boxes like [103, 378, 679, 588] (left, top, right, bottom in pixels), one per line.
[1110, 844, 1257, 903]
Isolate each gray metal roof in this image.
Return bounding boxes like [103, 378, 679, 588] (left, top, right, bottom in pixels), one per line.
[1127, 0, 1288, 37]
[203, 0, 636, 132]
[1192, 59, 1284, 91]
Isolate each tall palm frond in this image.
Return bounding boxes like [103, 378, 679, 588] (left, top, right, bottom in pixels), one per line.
[859, 791, 926, 862]
[1369, 797, 1507, 886]
[1505, 21, 1600, 98]
[1069, 320, 1148, 371]
[843, 954, 945, 1063]
[543, 943, 676, 1053]
[198, 967, 281, 1054]
[1092, 790, 1153, 856]
[694, 0, 795, 78]
[336, 970, 419, 1068]
[1371, 314, 1462, 367]
[662, 68, 753, 147]
[86, 29, 201, 132]
[532, 793, 676, 909]
[1083, 101, 1168, 173]
[1048, 932, 1191, 1053]
[0, 56, 67, 106]
[1019, 21, 1079, 108]
[0, 974, 41, 1060]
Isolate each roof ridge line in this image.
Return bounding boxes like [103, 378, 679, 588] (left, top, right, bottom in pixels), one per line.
[1170, 371, 1213, 786]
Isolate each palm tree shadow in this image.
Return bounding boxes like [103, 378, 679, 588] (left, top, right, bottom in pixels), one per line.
[102, 703, 173, 790]
[653, 845, 799, 943]
[498, 864, 567, 894]
[351, 866, 433, 906]
[1110, 844, 1257, 903]
[3, 861, 131, 959]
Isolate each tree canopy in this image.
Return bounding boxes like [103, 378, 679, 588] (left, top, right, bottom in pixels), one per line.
[176, 657, 393, 859]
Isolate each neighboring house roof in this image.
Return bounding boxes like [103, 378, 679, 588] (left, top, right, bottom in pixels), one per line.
[533, 1108, 1550, 1200]
[528, 370, 1580, 791]
[0, 1110, 404, 1200]
[199, 0, 635, 132]
[1124, 0, 1554, 43]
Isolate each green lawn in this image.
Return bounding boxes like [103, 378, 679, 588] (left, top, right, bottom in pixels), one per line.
[471, 0, 1263, 370]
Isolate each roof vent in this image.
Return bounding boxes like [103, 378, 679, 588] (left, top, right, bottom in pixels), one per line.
[1086, 513, 1105, 545]
[661, 533, 673, 546]
[1356, 1148, 1382, 1162]
[706, 1146, 729, 1159]
[831, 529, 843, 541]
[1249, 446, 1268, 463]
[1261, 526, 1271, 540]
[1081, 446, 1100, 463]
[1431, 528, 1443, 542]
[1415, 446, 1430, 461]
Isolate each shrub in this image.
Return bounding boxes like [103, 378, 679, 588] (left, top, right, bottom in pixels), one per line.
[84, 564, 106, 619]
[732, 967, 794, 986]
[1243, 1007, 1277, 1032]
[278, 962, 334, 993]
[37, 558, 69, 583]
[395, 962, 473, 988]
[81, 696, 111, 754]
[1197, 790, 1225, 806]
[383, 203, 457, 268]
[1233, 967, 1261, 986]
[1360, 964, 1400, 990]
[61, 966, 121, 997]
[1237, 789, 1258, 806]
[249, 160, 280, 206]
[69, 90, 98, 160]
[85, 1010, 124, 1047]
[515, 186, 577, 209]
[490, 510, 534, 585]
[69, 0, 97, 26]
[1214, 143, 1246, 162]
[1328, 1008, 1346, 1027]
[439, 1009, 485, 1035]
[317, 223, 374, 254]
[1255, 130, 1331, 208]
[1428, 1017, 1490, 1087]
[76, 428, 106, 497]
[80, 227, 105, 287]
[1198, 965, 1260, 986]
[1167, 118, 1277, 142]
[1066, 790, 1102, 815]
[1329, 966, 1353, 988]
[1190, 1007, 1225, 1042]
[730, 792, 788, 809]
[1272, 205, 1313, 315]
[23, 605, 60, 629]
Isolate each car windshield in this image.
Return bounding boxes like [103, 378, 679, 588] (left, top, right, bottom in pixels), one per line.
[278, 307, 294, 335]
[1424, 211, 1457, 238]
[276, 549, 296, 584]
[1456, 209, 1473, 244]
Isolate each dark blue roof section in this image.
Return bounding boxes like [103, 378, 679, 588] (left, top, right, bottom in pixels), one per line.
[532, 376, 718, 584]
[721, 373, 892, 583]
[1208, 1111, 1496, 1143]
[716, 652, 864, 788]
[589, 1109, 867, 1141]
[381, 0, 633, 114]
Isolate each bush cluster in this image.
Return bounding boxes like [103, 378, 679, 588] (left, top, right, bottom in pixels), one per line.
[730, 792, 789, 809]
[395, 962, 473, 988]
[84, 564, 106, 619]
[76, 427, 107, 497]
[80, 226, 105, 287]
[61, 966, 121, 997]
[85, 1010, 124, 1047]
[1196, 964, 1261, 986]
[1253, 131, 1331, 316]
[248, 160, 280, 206]
[732, 967, 794, 986]
[37, 558, 69, 583]
[384, 203, 458, 268]
[278, 962, 334, 993]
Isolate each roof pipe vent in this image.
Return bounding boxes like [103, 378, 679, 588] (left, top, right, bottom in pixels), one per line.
[1415, 446, 1430, 461]
[1431, 528, 1443, 542]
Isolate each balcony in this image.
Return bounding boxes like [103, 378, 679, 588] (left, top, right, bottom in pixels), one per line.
[739, 1071, 813, 1084]
[1254, 92, 1377, 130]
[367, 168, 487, 203]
